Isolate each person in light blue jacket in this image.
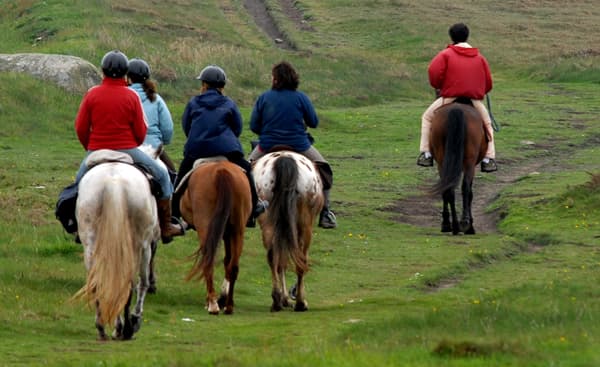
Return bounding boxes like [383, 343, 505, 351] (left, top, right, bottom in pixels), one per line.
[127, 58, 176, 174]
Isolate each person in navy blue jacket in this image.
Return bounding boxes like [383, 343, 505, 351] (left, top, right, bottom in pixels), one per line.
[172, 65, 266, 227]
[248, 61, 337, 229]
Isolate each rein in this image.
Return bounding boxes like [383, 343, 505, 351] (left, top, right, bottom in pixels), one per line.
[486, 94, 501, 132]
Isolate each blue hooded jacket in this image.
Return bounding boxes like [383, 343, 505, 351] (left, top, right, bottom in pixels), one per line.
[129, 83, 174, 148]
[182, 89, 244, 159]
[249, 89, 318, 152]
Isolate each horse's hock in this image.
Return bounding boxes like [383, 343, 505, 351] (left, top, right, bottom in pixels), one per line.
[0, 53, 102, 94]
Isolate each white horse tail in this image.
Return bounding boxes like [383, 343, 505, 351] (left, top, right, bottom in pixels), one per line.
[75, 179, 138, 326]
[269, 156, 307, 273]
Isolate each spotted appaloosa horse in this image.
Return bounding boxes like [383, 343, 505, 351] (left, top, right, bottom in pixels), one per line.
[74, 149, 159, 340]
[179, 159, 252, 315]
[429, 100, 488, 235]
[252, 151, 324, 311]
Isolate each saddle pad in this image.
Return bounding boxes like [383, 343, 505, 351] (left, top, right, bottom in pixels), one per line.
[86, 150, 133, 167]
[174, 156, 232, 193]
[175, 155, 246, 192]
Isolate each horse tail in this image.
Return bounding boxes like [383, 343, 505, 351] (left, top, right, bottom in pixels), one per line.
[187, 168, 232, 281]
[431, 108, 466, 195]
[268, 156, 307, 273]
[74, 180, 137, 326]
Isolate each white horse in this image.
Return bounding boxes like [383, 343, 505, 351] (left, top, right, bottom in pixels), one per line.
[252, 151, 324, 312]
[73, 147, 160, 340]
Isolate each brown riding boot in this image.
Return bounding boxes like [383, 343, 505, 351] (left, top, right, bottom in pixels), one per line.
[157, 198, 184, 244]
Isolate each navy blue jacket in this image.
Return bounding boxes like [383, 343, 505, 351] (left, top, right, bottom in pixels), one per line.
[250, 89, 318, 152]
[182, 89, 244, 159]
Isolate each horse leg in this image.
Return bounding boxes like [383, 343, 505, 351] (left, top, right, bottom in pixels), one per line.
[218, 241, 232, 310]
[441, 197, 452, 232]
[147, 240, 158, 294]
[222, 236, 241, 315]
[268, 248, 284, 312]
[280, 268, 294, 308]
[460, 173, 476, 234]
[95, 300, 108, 341]
[443, 189, 459, 235]
[293, 272, 308, 312]
[115, 288, 134, 340]
[130, 243, 152, 335]
[294, 226, 312, 311]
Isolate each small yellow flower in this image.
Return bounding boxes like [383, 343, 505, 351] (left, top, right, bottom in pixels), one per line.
[560, 336, 566, 342]
[472, 299, 480, 305]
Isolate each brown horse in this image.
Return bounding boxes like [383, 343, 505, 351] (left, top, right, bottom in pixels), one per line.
[429, 100, 488, 235]
[179, 160, 252, 314]
[252, 151, 324, 312]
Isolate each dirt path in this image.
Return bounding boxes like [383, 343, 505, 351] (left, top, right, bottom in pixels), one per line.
[243, 0, 313, 50]
[387, 151, 567, 234]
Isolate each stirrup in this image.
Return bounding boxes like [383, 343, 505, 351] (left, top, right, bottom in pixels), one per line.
[417, 153, 433, 167]
[481, 159, 498, 173]
[171, 216, 187, 234]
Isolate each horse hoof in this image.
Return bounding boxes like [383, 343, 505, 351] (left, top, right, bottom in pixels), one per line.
[130, 314, 141, 333]
[217, 295, 227, 309]
[147, 284, 157, 294]
[289, 283, 297, 301]
[294, 301, 308, 312]
[270, 303, 283, 312]
[224, 307, 234, 315]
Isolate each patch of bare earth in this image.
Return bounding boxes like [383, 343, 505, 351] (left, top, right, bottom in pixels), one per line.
[243, 0, 313, 50]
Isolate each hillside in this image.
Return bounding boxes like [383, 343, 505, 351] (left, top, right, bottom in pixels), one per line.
[1, 0, 599, 106]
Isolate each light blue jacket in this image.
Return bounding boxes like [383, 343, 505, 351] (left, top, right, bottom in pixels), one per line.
[129, 83, 174, 148]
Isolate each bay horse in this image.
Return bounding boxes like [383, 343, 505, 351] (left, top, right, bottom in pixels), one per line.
[74, 149, 159, 340]
[252, 151, 324, 312]
[179, 159, 252, 315]
[429, 99, 488, 235]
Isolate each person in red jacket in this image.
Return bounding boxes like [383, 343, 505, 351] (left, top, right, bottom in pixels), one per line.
[417, 23, 497, 172]
[74, 50, 184, 243]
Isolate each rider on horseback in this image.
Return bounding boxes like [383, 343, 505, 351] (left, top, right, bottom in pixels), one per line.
[127, 58, 177, 177]
[171, 65, 267, 228]
[248, 61, 337, 229]
[417, 23, 497, 173]
[73, 50, 184, 244]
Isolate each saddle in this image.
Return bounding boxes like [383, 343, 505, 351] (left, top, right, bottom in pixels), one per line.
[256, 145, 333, 190]
[174, 156, 232, 194]
[55, 150, 162, 234]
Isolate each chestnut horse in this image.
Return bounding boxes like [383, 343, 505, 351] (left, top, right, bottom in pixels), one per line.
[179, 159, 252, 315]
[252, 151, 324, 312]
[429, 100, 488, 235]
[74, 149, 159, 340]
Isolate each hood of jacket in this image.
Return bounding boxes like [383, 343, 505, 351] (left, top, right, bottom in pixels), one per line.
[129, 83, 148, 103]
[193, 89, 229, 109]
[447, 44, 480, 57]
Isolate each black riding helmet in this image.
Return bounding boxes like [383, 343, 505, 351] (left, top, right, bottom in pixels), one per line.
[196, 65, 227, 88]
[128, 58, 150, 82]
[101, 50, 128, 78]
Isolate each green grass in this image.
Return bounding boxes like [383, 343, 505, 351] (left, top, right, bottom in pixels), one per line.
[1, 1, 600, 366]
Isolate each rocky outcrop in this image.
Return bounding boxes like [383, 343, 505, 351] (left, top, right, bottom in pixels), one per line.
[0, 53, 101, 94]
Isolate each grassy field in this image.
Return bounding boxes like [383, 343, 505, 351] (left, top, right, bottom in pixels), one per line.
[1, 1, 600, 366]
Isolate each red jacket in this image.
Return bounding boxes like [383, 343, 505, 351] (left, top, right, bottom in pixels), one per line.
[75, 78, 147, 151]
[428, 44, 493, 100]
